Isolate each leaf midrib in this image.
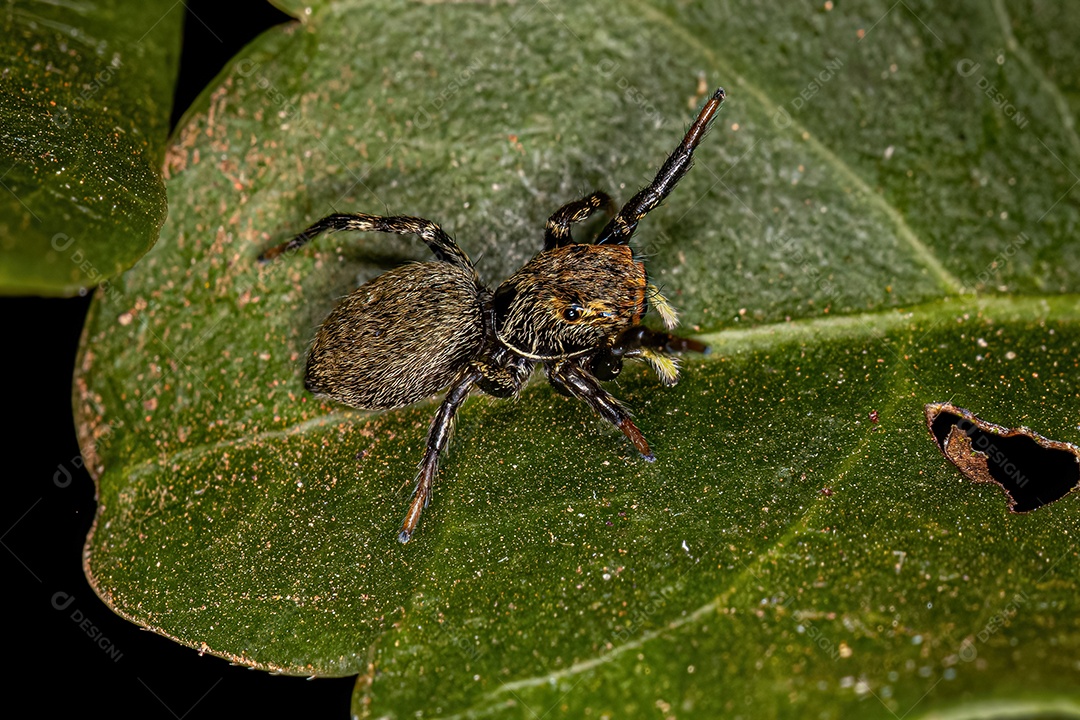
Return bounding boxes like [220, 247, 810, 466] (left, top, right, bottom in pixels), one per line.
[105, 294, 1080, 500]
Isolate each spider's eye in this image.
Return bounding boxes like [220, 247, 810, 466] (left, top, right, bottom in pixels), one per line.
[562, 304, 584, 322]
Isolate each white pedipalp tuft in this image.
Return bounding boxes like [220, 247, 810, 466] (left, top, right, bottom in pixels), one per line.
[640, 349, 681, 386]
[648, 284, 679, 330]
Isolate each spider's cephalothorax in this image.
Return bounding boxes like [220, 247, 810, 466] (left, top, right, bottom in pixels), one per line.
[493, 243, 648, 360]
[260, 88, 725, 543]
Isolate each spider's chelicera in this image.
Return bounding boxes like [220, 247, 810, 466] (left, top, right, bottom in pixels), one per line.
[261, 88, 726, 542]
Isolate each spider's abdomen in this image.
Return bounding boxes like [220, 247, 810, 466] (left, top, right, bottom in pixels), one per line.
[305, 262, 485, 410]
[493, 244, 646, 359]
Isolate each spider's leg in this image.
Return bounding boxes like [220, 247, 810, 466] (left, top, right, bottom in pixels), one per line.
[543, 191, 615, 250]
[259, 213, 473, 270]
[399, 370, 479, 543]
[614, 325, 709, 355]
[472, 351, 534, 398]
[546, 360, 655, 461]
[596, 88, 725, 246]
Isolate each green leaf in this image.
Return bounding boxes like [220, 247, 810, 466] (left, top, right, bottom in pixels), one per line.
[75, 1, 1080, 717]
[0, 0, 183, 295]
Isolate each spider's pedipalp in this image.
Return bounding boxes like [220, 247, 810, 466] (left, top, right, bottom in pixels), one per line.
[647, 284, 679, 330]
[640, 348, 681, 386]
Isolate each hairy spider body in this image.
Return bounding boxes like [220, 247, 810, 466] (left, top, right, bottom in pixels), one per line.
[260, 87, 726, 543]
[304, 262, 487, 410]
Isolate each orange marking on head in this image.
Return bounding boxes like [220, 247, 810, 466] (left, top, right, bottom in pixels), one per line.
[630, 257, 647, 324]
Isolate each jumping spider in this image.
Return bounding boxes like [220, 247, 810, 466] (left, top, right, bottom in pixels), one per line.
[261, 87, 726, 542]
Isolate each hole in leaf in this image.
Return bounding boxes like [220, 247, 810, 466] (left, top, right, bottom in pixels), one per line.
[925, 402, 1080, 512]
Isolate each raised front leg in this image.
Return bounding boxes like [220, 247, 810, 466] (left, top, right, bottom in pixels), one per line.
[543, 191, 614, 250]
[546, 360, 655, 462]
[596, 88, 725, 246]
[259, 213, 473, 270]
[399, 370, 479, 543]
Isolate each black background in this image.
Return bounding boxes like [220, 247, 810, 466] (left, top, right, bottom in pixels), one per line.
[2, 2, 356, 716]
